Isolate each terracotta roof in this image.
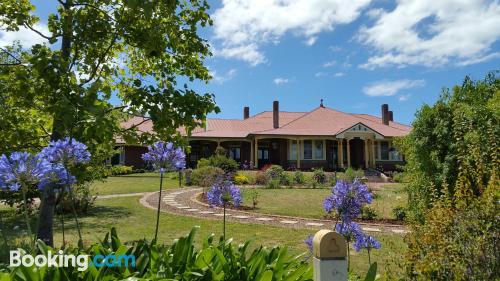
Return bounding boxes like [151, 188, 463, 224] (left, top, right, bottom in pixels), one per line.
[119, 106, 411, 142]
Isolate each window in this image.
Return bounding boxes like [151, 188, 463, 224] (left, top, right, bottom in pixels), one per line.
[258, 149, 269, 160]
[289, 141, 298, 160]
[303, 140, 313, 160]
[314, 140, 324, 159]
[119, 149, 125, 165]
[229, 147, 241, 161]
[380, 141, 389, 160]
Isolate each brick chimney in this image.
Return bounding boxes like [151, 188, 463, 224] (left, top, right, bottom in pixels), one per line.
[381, 104, 389, 125]
[388, 111, 394, 122]
[243, 106, 250, 119]
[273, 101, 279, 128]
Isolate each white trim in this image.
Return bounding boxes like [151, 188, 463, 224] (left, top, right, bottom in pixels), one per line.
[336, 123, 384, 140]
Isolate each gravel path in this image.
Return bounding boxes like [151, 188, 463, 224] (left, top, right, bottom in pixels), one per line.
[139, 188, 408, 235]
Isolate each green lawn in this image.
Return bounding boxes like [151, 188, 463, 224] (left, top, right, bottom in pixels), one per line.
[241, 184, 407, 220]
[90, 172, 181, 195]
[0, 196, 406, 277]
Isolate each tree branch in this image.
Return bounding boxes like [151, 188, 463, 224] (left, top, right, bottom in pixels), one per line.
[0, 47, 23, 66]
[78, 33, 119, 86]
[25, 24, 58, 40]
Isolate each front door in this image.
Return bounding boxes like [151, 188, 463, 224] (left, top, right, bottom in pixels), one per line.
[258, 148, 270, 167]
[349, 138, 365, 169]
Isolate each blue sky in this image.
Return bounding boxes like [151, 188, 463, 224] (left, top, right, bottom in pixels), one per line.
[2, 0, 499, 125]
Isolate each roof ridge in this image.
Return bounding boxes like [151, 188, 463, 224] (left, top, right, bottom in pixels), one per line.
[251, 106, 324, 134]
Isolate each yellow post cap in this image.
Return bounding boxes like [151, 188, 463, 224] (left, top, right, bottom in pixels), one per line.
[313, 229, 347, 259]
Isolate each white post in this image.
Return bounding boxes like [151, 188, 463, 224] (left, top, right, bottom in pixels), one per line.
[312, 229, 348, 281]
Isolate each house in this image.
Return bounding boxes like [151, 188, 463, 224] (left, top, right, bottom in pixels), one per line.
[115, 101, 411, 171]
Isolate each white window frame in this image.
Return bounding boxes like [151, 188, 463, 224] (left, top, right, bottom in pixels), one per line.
[119, 148, 125, 165]
[289, 140, 326, 161]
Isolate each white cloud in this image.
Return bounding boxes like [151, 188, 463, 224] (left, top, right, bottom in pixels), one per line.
[305, 36, 318, 46]
[329, 45, 342, 52]
[315, 72, 328, 77]
[0, 23, 50, 47]
[210, 68, 237, 84]
[359, 0, 500, 69]
[212, 0, 372, 65]
[273, 77, 289, 85]
[334, 72, 345, 77]
[363, 79, 425, 97]
[322, 60, 337, 68]
[398, 94, 411, 101]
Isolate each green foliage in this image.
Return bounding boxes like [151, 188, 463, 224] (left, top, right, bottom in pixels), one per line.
[312, 168, 327, 184]
[233, 173, 250, 185]
[391, 206, 406, 221]
[404, 183, 499, 280]
[247, 189, 260, 209]
[266, 179, 280, 189]
[360, 206, 378, 220]
[293, 171, 306, 184]
[107, 165, 134, 176]
[197, 155, 239, 174]
[391, 172, 407, 183]
[265, 165, 285, 181]
[340, 168, 364, 183]
[1, 227, 313, 280]
[56, 184, 96, 215]
[255, 172, 269, 185]
[191, 166, 224, 188]
[398, 73, 499, 220]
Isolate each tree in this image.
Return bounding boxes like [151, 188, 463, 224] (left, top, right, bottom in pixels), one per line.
[397, 72, 499, 221]
[0, 0, 219, 246]
[398, 73, 499, 279]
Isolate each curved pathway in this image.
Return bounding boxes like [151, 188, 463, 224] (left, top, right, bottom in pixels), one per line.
[139, 188, 408, 235]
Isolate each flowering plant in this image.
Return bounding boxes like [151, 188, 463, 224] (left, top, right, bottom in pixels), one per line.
[40, 137, 91, 167]
[141, 141, 186, 242]
[206, 178, 242, 242]
[305, 177, 380, 268]
[141, 141, 185, 172]
[0, 152, 50, 192]
[323, 179, 372, 223]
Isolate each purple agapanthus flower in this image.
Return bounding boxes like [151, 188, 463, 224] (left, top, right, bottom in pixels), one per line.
[141, 141, 185, 172]
[323, 179, 372, 222]
[304, 235, 314, 252]
[335, 221, 364, 245]
[353, 235, 381, 252]
[206, 180, 242, 208]
[40, 137, 91, 167]
[38, 163, 76, 191]
[0, 152, 51, 191]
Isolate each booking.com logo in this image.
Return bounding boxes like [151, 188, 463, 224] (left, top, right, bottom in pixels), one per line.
[10, 250, 136, 272]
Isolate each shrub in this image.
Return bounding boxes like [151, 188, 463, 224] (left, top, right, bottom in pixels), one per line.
[340, 167, 364, 182]
[247, 189, 260, 209]
[191, 166, 224, 188]
[255, 172, 269, 185]
[197, 155, 238, 174]
[233, 173, 249, 185]
[312, 168, 327, 184]
[266, 179, 280, 189]
[293, 171, 305, 184]
[109, 165, 133, 175]
[265, 165, 284, 180]
[360, 206, 378, 220]
[392, 172, 407, 183]
[57, 183, 96, 215]
[280, 174, 292, 186]
[403, 188, 498, 280]
[1, 227, 313, 280]
[392, 206, 407, 221]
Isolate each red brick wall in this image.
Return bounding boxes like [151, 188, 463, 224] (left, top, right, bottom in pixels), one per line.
[124, 146, 148, 168]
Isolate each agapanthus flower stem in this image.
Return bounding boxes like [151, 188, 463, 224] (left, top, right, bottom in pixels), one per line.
[154, 171, 164, 242]
[22, 189, 33, 248]
[368, 248, 371, 265]
[223, 203, 226, 242]
[68, 187, 83, 247]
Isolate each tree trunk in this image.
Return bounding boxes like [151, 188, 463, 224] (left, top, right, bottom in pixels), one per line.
[36, 0, 73, 247]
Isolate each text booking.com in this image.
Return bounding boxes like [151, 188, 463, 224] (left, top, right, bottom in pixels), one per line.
[10, 250, 136, 272]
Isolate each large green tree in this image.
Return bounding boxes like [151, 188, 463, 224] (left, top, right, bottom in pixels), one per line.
[397, 72, 499, 221]
[0, 0, 219, 246]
